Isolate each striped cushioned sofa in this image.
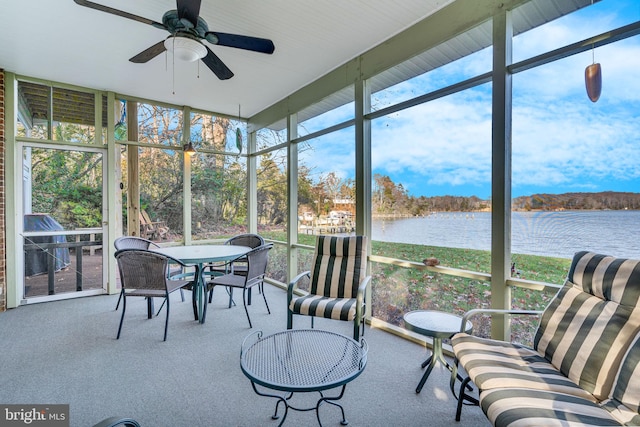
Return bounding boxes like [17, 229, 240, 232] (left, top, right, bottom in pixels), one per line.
[452, 251, 640, 426]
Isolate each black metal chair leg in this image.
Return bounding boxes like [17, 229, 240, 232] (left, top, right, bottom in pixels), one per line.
[163, 298, 170, 341]
[115, 291, 122, 311]
[156, 296, 170, 316]
[456, 376, 473, 421]
[261, 287, 270, 314]
[242, 288, 252, 328]
[146, 297, 154, 319]
[353, 321, 360, 341]
[116, 291, 126, 339]
[287, 310, 293, 330]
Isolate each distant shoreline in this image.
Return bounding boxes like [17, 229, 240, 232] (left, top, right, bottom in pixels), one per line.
[370, 191, 640, 217]
[372, 210, 640, 260]
[373, 208, 640, 218]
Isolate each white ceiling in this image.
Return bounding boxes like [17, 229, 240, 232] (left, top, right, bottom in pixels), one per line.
[0, 0, 455, 119]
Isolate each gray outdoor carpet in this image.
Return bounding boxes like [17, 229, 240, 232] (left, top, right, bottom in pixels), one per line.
[0, 284, 489, 427]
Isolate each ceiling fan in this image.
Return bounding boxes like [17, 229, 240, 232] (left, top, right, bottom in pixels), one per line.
[73, 0, 275, 80]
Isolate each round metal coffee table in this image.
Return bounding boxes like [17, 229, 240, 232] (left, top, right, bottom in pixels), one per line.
[403, 310, 472, 394]
[240, 329, 368, 426]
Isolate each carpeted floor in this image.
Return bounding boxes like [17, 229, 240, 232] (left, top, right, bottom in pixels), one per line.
[0, 284, 490, 427]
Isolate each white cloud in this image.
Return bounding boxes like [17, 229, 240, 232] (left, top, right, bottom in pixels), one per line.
[299, 1, 640, 197]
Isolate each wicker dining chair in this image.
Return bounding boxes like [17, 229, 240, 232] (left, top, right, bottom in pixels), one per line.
[114, 249, 195, 341]
[114, 236, 159, 251]
[114, 236, 161, 311]
[207, 233, 265, 276]
[113, 236, 189, 305]
[206, 233, 266, 307]
[204, 244, 273, 327]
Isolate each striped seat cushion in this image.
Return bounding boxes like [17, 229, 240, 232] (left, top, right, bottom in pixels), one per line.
[289, 294, 357, 321]
[602, 333, 640, 425]
[309, 235, 367, 298]
[533, 252, 640, 401]
[452, 333, 596, 401]
[601, 400, 640, 426]
[480, 388, 623, 427]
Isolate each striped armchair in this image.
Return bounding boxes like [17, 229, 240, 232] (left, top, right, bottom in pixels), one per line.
[452, 251, 640, 426]
[287, 235, 370, 341]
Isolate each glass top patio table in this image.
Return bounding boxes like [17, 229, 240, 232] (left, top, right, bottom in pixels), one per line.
[403, 310, 472, 394]
[154, 244, 251, 323]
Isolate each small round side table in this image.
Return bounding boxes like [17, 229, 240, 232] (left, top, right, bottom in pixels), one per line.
[403, 310, 472, 394]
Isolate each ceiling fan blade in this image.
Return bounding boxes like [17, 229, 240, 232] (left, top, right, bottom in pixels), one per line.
[205, 32, 275, 54]
[201, 47, 234, 80]
[177, 0, 201, 29]
[73, 0, 166, 31]
[129, 41, 167, 63]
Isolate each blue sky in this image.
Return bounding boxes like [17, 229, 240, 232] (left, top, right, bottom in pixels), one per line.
[300, 0, 640, 199]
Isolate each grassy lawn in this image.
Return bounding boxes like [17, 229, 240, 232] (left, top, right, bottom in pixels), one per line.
[260, 230, 572, 346]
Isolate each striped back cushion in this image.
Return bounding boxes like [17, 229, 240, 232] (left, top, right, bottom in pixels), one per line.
[534, 251, 640, 400]
[309, 235, 367, 299]
[610, 333, 640, 415]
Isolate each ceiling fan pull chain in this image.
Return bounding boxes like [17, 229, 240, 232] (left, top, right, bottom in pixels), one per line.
[172, 37, 176, 95]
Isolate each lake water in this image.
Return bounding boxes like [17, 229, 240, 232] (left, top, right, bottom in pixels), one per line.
[372, 210, 640, 259]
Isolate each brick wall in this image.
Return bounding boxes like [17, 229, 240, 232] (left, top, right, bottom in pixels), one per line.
[0, 69, 5, 311]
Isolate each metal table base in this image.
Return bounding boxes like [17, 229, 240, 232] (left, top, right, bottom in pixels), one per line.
[250, 382, 350, 427]
[415, 334, 468, 394]
[403, 310, 473, 394]
[240, 329, 367, 427]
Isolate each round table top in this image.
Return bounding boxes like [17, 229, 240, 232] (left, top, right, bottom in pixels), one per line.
[403, 310, 472, 338]
[240, 329, 367, 393]
[154, 244, 251, 264]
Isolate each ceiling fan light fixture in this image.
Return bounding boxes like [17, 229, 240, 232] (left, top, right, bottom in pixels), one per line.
[164, 37, 206, 62]
[75, 0, 275, 80]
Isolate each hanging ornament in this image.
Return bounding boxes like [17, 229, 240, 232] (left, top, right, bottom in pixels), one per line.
[236, 105, 243, 154]
[236, 128, 243, 154]
[585, 62, 602, 103]
[584, 1, 602, 103]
